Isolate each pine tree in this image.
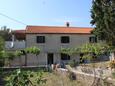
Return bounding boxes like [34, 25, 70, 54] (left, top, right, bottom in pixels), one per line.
[91, 0, 115, 46]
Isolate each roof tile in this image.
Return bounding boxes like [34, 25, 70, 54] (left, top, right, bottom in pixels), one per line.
[26, 26, 93, 34]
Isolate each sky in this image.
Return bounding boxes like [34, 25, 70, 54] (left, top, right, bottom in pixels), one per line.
[0, 0, 92, 30]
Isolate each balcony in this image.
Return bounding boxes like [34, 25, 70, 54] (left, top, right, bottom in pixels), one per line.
[5, 41, 25, 50]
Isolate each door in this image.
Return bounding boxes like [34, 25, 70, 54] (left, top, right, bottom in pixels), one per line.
[47, 53, 54, 65]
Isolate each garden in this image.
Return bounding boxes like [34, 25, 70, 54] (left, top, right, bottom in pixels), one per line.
[0, 42, 115, 86]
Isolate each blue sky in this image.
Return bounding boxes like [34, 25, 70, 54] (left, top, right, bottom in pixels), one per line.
[0, 0, 92, 30]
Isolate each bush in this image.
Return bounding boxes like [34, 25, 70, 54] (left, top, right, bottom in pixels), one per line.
[5, 69, 46, 86]
[69, 60, 79, 67]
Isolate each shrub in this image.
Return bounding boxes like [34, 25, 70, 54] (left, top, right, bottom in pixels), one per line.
[5, 69, 46, 86]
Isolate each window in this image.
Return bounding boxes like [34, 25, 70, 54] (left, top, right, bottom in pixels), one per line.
[61, 53, 70, 60]
[61, 36, 70, 43]
[89, 36, 97, 43]
[36, 36, 45, 43]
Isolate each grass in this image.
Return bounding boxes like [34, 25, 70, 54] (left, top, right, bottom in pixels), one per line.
[40, 72, 83, 86]
[25, 70, 84, 86]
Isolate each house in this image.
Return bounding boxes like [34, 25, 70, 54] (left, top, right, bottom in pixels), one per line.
[25, 24, 94, 66]
[6, 24, 96, 66]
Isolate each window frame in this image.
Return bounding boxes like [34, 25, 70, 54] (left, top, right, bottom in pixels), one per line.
[61, 53, 70, 61]
[61, 36, 70, 43]
[36, 36, 45, 43]
[89, 36, 97, 43]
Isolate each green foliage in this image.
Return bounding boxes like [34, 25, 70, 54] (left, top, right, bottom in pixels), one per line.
[0, 46, 40, 67]
[80, 43, 110, 55]
[82, 54, 93, 61]
[61, 43, 112, 62]
[61, 47, 80, 56]
[0, 36, 5, 66]
[6, 52, 15, 60]
[0, 26, 12, 41]
[61, 43, 110, 56]
[0, 36, 4, 51]
[1, 51, 15, 60]
[5, 69, 46, 86]
[0, 51, 16, 66]
[25, 46, 40, 55]
[91, 0, 115, 45]
[15, 50, 24, 57]
[80, 43, 111, 61]
[0, 51, 5, 67]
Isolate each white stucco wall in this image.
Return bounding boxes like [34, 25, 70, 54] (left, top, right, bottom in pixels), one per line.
[5, 41, 25, 50]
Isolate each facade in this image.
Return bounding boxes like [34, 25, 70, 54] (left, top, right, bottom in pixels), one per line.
[25, 25, 93, 66]
[5, 25, 96, 66]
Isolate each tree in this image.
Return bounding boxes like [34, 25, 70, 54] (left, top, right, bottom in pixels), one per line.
[0, 36, 4, 51]
[3, 51, 15, 67]
[61, 48, 80, 56]
[6, 52, 16, 66]
[0, 36, 5, 67]
[79, 43, 110, 61]
[91, 0, 115, 46]
[61, 43, 111, 62]
[0, 26, 12, 41]
[25, 46, 40, 56]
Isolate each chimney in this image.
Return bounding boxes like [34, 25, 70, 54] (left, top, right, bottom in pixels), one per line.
[66, 22, 70, 27]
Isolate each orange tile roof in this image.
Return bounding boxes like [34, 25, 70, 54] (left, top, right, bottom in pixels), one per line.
[13, 30, 26, 40]
[26, 26, 93, 34]
[13, 30, 25, 33]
